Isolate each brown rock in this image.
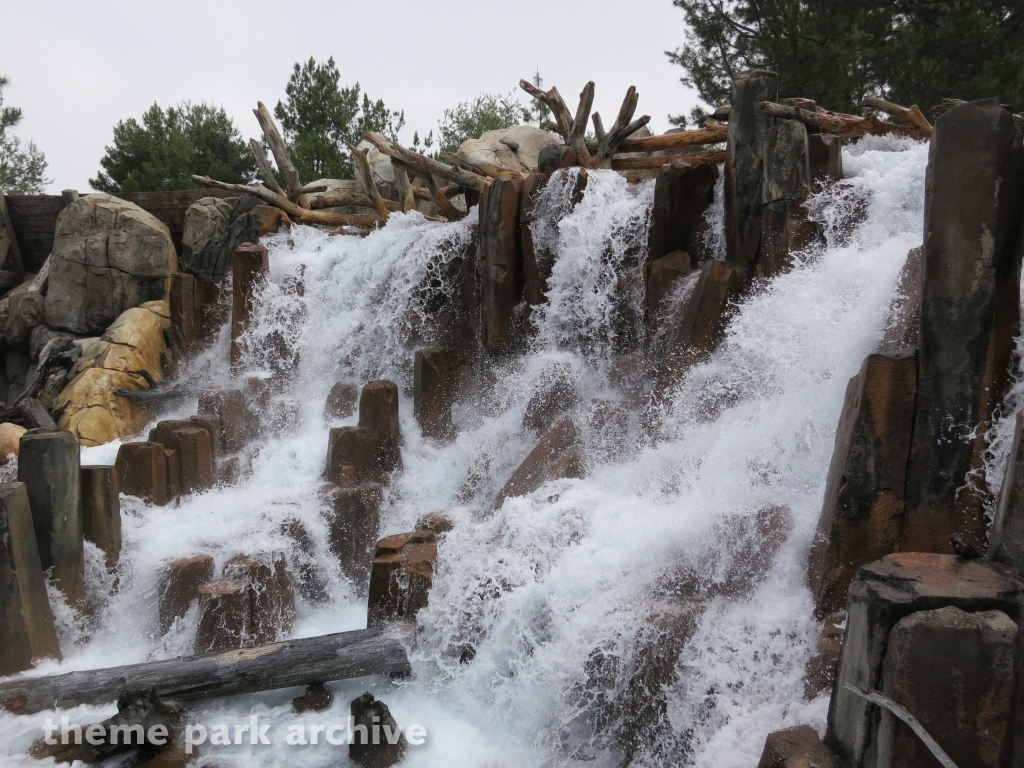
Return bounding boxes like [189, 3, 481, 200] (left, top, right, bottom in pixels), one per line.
[807, 351, 917, 618]
[648, 161, 719, 264]
[367, 529, 437, 627]
[327, 427, 378, 484]
[644, 250, 693, 338]
[255, 205, 291, 237]
[325, 381, 359, 420]
[878, 246, 922, 354]
[0, 422, 26, 462]
[0, 481, 62, 675]
[81, 465, 121, 572]
[878, 607, 1016, 768]
[479, 175, 524, 351]
[494, 417, 584, 508]
[520, 172, 550, 306]
[158, 554, 215, 633]
[358, 380, 401, 475]
[217, 456, 241, 487]
[321, 482, 383, 585]
[292, 682, 333, 714]
[198, 388, 249, 453]
[163, 448, 181, 501]
[826, 552, 1024, 767]
[115, 442, 169, 506]
[223, 552, 296, 646]
[55, 367, 149, 446]
[804, 614, 844, 700]
[230, 243, 269, 367]
[758, 199, 816, 280]
[416, 512, 454, 534]
[756, 725, 835, 768]
[169, 272, 219, 345]
[173, 427, 214, 495]
[808, 134, 843, 183]
[522, 362, 577, 435]
[194, 580, 251, 653]
[414, 347, 456, 441]
[904, 100, 1024, 554]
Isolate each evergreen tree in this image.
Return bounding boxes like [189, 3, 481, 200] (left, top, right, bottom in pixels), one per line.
[435, 92, 530, 154]
[0, 76, 50, 194]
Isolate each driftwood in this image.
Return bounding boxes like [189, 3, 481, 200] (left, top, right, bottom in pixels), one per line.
[253, 102, 302, 202]
[593, 123, 727, 153]
[248, 138, 287, 197]
[392, 165, 416, 213]
[349, 144, 391, 220]
[0, 625, 414, 715]
[363, 132, 491, 193]
[520, 79, 597, 168]
[191, 176, 382, 227]
[444, 151, 527, 181]
[760, 102, 931, 141]
[611, 149, 727, 171]
[591, 86, 651, 168]
[862, 97, 933, 132]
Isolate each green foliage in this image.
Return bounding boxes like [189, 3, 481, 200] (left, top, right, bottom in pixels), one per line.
[274, 57, 405, 180]
[435, 92, 530, 154]
[667, 1, 1024, 115]
[91, 102, 253, 193]
[0, 76, 50, 195]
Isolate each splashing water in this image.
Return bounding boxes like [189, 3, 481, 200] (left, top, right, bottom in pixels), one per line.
[0, 137, 932, 767]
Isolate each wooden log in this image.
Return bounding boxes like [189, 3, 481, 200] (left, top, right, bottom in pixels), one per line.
[519, 79, 597, 168]
[862, 97, 933, 132]
[0, 625, 414, 714]
[248, 138, 287, 197]
[392, 165, 415, 213]
[592, 86, 651, 169]
[611, 149, 726, 171]
[27, 254, 50, 293]
[0, 194, 24, 273]
[760, 102, 929, 141]
[252, 102, 302, 201]
[394, 159, 465, 222]
[191, 176, 382, 227]
[363, 132, 491, 192]
[612, 124, 727, 153]
[447, 151, 527, 181]
[349, 144, 391, 220]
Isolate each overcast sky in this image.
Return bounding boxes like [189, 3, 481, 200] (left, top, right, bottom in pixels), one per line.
[3, 0, 702, 194]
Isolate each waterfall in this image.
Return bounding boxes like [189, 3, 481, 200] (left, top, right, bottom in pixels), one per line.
[0, 135, 930, 767]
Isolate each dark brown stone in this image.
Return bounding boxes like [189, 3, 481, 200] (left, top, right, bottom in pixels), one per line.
[292, 682, 333, 714]
[216, 456, 241, 487]
[325, 381, 360, 421]
[149, 417, 219, 464]
[163, 448, 181, 501]
[327, 426, 378, 484]
[877, 606, 1016, 768]
[81, 465, 121, 572]
[807, 351, 917, 618]
[878, 246, 922, 354]
[254, 205, 291, 237]
[416, 512, 454, 534]
[194, 580, 251, 653]
[172, 428, 214, 495]
[479, 175, 525, 351]
[18, 427, 84, 606]
[904, 100, 1024, 554]
[520, 172, 550, 306]
[223, 552, 296, 646]
[230, 243, 269, 367]
[493, 417, 585, 508]
[359, 380, 401, 475]
[414, 347, 456, 441]
[0, 482, 61, 675]
[157, 554, 215, 633]
[537, 144, 579, 174]
[648, 160, 719, 264]
[367, 529, 436, 627]
[644, 250, 693, 338]
[280, 517, 328, 603]
[169, 272, 219, 345]
[804, 614, 844, 700]
[115, 442, 168, 506]
[758, 199, 816, 279]
[756, 725, 835, 768]
[826, 552, 1024, 767]
[522, 362, 577, 435]
[808, 134, 843, 183]
[724, 70, 778, 281]
[349, 692, 406, 766]
[321, 482, 383, 586]
[197, 388, 249, 453]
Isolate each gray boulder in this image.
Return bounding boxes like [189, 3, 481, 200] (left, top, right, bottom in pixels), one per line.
[180, 194, 261, 281]
[45, 194, 176, 335]
[6, 292, 45, 351]
[459, 125, 563, 173]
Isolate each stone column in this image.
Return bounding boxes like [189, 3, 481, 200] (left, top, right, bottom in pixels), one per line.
[759, 119, 814, 279]
[479, 175, 524, 351]
[648, 160, 719, 264]
[115, 442, 169, 506]
[724, 70, 778, 281]
[358, 380, 401, 475]
[0, 482, 61, 675]
[904, 100, 1024, 553]
[18, 427, 83, 607]
[81, 465, 120, 572]
[414, 347, 456, 441]
[230, 243, 269, 367]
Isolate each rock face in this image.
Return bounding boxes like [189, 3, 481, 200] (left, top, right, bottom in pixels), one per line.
[158, 554, 215, 633]
[990, 410, 1024, 571]
[321, 483, 382, 586]
[180, 195, 275, 281]
[198, 388, 249, 453]
[459, 125, 563, 174]
[367, 529, 437, 627]
[826, 553, 1024, 767]
[45, 194, 176, 335]
[169, 271, 220, 344]
[877, 607, 1017, 768]
[0, 481, 62, 675]
[648, 161, 718, 264]
[325, 381, 359, 420]
[115, 442, 169, 506]
[479, 176, 524, 351]
[520, 172, 550, 306]
[6, 291, 45, 351]
[904, 100, 1024, 553]
[81, 465, 120, 572]
[413, 347, 456, 441]
[725, 70, 778, 281]
[494, 417, 586, 508]
[230, 243, 269, 367]
[55, 301, 170, 445]
[222, 552, 296, 646]
[756, 725, 835, 768]
[18, 427, 84, 607]
[644, 250, 693, 339]
[759, 119, 815, 279]
[807, 351, 917, 618]
[358, 380, 401, 475]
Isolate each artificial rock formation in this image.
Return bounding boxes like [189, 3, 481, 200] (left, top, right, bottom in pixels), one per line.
[325, 381, 359, 420]
[158, 554, 215, 633]
[322, 482, 383, 585]
[115, 442, 169, 506]
[759, 119, 815, 279]
[413, 347, 456, 441]
[81, 464, 121, 572]
[494, 417, 586, 508]
[520, 172, 550, 306]
[230, 243, 269, 366]
[648, 160, 718, 264]
[990, 409, 1024, 571]
[0, 421, 26, 461]
[45, 194, 176, 335]
[367, 529, 437, 627]
[169, 271, 220, 345]
[479, 176, 524, 351]
[198, 388, 249, 453]
[756, 725, 835, 768]
[904, 99, 1024, 553]
[181, 195, 288, 281]
[0, 481, 62, 675]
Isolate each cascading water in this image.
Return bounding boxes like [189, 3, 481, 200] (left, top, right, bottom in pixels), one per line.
[0, 135, 932, 767]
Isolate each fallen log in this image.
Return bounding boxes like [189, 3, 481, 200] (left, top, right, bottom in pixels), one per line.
[350, 144, 392, 220]
[444, 151, 527, 180]
[248, 139, 288, 198]
[0, 625, 414, 715]
[191, 176, 383, 227]
[760, 102, 930, 141]
[253, 102, 303, 202]
[862, 97, 932, 132]
[611, 149, 727, 171]
[363, 131, 491, 193]
[595, 123, 727, 153]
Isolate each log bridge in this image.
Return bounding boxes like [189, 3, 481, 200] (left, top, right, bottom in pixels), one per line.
[0, 625, 414, 715]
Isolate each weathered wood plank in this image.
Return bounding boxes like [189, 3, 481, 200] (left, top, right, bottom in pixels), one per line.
[0, 624, 413, 714]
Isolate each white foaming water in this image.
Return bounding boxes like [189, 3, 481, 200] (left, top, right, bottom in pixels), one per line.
[0, 137, 930, 767]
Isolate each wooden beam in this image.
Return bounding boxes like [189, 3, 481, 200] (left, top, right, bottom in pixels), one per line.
[606, 124, 727, 153]
[611, 149, 727, 171]
[0, 194, 24, 273]
[760, 102, 929, 141]
[0, 625, 414, 715]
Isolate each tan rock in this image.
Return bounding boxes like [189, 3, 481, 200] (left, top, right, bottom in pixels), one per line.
[0, 423, 27, 462]
[102, 306, 170, 373]
[55, 368, 148, 446]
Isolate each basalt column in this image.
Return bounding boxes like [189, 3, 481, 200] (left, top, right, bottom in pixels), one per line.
[724, 70, 778, 282]
[479, 175, 524, 352]
[648, 160, 719, 265]
[230, 243, 269, 367]
[904, 100, 1024, 552]
[759, 119, 814, 279]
